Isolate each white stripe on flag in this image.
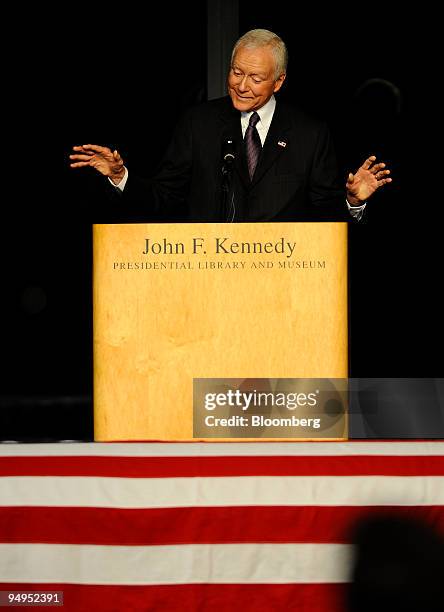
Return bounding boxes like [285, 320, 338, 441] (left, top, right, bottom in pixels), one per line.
[2, 475, 444, 508]
[0, 543, 353, 585]
[0, 442, 443, 457]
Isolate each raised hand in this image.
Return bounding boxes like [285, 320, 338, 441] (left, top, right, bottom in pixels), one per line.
[346, 155, 392, 205]
[69, 144, 125, 184]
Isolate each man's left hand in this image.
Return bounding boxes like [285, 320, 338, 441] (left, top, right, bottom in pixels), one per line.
[346, 155, 392, 206]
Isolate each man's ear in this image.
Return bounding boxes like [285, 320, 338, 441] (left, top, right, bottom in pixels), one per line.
[273, 73, 286, 93]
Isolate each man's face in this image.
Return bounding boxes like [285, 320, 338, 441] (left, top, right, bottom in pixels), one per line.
[228, 45, 286, 112]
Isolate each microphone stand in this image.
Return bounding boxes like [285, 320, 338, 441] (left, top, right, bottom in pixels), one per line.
[221, 140, 236, 222]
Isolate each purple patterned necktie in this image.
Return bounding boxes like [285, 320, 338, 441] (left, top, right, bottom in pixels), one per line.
[245, 111, 262, 180]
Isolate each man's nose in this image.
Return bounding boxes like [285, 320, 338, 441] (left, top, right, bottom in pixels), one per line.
[238, 76, 250, 92]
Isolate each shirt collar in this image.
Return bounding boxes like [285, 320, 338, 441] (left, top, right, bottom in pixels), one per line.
[241, 96, 276, 130]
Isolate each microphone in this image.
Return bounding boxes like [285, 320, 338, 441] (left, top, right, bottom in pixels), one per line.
[222, 138, 236, 165]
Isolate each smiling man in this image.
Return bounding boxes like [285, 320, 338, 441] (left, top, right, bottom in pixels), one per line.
[228, 38, 286, 112]
[70, 29, 391, 221]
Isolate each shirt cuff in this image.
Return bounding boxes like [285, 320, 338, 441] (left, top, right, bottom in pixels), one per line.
[108, 166, 128, 191]
[346, 199, 366, 221]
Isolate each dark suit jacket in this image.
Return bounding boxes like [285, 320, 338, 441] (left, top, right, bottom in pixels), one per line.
[121, 96, 349, 222]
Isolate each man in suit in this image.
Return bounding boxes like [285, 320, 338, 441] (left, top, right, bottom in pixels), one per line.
[70, 29, 391, 221]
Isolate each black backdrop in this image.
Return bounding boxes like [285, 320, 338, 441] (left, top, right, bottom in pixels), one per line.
[1, 4, 207, 439]
[1, 3, 442, 439]
[239, 2, 441, 377]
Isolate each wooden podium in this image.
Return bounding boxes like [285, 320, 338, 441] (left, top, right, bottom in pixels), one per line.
[93, 223, 348, 441]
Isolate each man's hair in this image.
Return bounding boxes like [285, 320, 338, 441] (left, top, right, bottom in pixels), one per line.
[231, 29, 288, 80]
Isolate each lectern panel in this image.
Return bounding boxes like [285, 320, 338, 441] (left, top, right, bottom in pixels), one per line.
[93, 223, 348, 440]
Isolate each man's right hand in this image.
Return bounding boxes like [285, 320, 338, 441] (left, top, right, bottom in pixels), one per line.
[70, 144, 125, 185]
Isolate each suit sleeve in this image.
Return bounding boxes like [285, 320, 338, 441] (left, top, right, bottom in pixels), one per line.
[308, 122, 350, 221]
[119, 110, 194, 220]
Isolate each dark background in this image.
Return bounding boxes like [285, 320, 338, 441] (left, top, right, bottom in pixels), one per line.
[1, 2, 442, 440]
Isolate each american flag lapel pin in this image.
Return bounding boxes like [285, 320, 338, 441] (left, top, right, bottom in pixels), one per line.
[278, 140, 287, 148]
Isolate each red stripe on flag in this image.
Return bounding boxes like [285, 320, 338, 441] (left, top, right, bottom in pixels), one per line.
[1, 455, 444, 477]
[0, 583, 348, 612]
[1, 506, 443, 545]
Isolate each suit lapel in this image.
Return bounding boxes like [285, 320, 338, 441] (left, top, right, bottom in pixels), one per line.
[251, 102, 291, 187]
[219, 100, 250, 187]
[218, 98, 292, 188]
